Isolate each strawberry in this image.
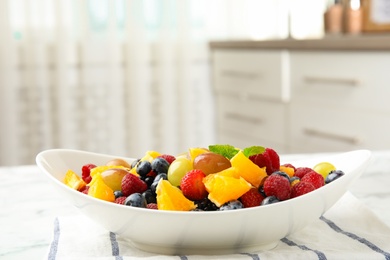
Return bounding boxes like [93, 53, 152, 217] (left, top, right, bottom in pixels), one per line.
[249, 148, 280, 175]
[290, 181, 316, 198]
[301, 171, 324, 189]
[240, 188, 264, 208]
[263, 173, 291, 201]
[81, 163, 96, 184]
[157, 154, 176, 165]
[180, 169, 207, 201]
[121, 173, 148, 196]
[294, 167, 317, 179]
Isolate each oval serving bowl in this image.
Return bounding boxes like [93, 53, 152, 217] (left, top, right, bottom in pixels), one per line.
[36, 149, 371, 255]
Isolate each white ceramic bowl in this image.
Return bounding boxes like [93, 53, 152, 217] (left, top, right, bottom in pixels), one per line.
[36, 149, 371, 255]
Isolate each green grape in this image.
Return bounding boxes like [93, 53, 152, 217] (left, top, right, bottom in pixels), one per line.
[193, 152, 231, 175]
[313, 162, 336, 180]
[167, 157, 193, 186]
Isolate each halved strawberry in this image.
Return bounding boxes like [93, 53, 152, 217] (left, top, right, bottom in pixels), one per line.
[240, 188, 265, 208]
[180, 169, 207, 201]
[249, 147, 280, 175]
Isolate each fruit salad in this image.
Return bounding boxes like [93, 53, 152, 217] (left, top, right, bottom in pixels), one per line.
[63, 145, 345, 211]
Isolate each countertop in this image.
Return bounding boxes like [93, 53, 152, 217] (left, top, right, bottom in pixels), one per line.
[209, 34, 390, 51]
[1, 150, 390, 259]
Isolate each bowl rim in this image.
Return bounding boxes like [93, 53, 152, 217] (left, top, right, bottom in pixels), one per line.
[36, 148, 372, 216]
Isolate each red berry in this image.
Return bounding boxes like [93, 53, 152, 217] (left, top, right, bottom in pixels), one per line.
[115, 196, 126, 204]
[249, 148, 280, 175]
[301, 172, 324, 189]
[157, 154, 176, 165]
[240, 188, 265, 208]
[263, 174, 291, 201]
[79, 185, 89, 195]
[180, 169, 207, 201]
[290, 181, 316, 198]
[81, 163, 96, 184]
[121, 173, 148, 197]
[294, 167, 316, 179]
[147, 203, 158, 210]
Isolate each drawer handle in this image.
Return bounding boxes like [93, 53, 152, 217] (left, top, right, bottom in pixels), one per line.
[225, 112, 262, 125]
[221, 70, 260, 80]
[304, 76, 359, 86]
[303, 128, 360, 144]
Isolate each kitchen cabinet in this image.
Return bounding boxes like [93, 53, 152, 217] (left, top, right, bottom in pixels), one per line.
[212, 50, 290, 153]
[210, 36, 390, 153]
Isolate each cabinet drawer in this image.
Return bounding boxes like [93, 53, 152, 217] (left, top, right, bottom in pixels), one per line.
[213, 50, 289, 102]
[289, 103, 390, 153]
[216, 96, 287, 145]
[290, 51, 390, 113]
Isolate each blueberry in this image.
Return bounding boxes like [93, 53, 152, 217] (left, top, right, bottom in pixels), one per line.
[289, 176, 300, 184]
[150, 173, 168, 194]
[154, 173, 168, 182]
[131, 159, 140, 169]
[151, 158, 170, 174]
[142, 189, 157, 204]
[258, 185, 266, 197]
[124, 193, 147, 208]
[325, 170, 345, 184]
[272, 171, 290, 181]
[143, 176, 155, 187]
[114, 190, 123, 198]
[219, 200, 243, 211]
[136, 161, 152, 177]
[261, 196, 280, 206]
[195, 198, 218, 211]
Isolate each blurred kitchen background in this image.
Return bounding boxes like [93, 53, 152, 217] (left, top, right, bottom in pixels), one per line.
[0, 0, 389, 166]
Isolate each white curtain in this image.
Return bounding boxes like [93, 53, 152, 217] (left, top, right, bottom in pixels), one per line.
[0, 0, 307, 166]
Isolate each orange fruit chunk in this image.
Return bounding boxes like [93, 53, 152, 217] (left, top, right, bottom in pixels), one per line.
[188, 147, 209, 162]
[64, 170, 86, 191]
[87, 174, 115, 202]
[203, 172, 251, 207]
[214, 166, 240, 178]
[156, 180, 196, 211]
[280, 165, 295, 177]
[230, 150, 267, 188]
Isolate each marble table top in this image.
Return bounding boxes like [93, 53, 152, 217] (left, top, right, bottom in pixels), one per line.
[1, 150, 390, 259]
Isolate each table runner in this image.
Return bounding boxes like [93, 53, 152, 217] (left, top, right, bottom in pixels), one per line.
[46, 192, 390, 259]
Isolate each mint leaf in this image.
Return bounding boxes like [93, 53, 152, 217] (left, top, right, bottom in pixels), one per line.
[243, 146, 265, 158]
[208, 144, 240, 160]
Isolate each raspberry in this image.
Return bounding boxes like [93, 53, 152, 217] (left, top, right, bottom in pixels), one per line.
[157, 154, 176, 165]
[81, 163, 96, 184]
[301, 172, 324, 189]
[240, 188, 265, 208]
[294, 167, 317, 179]
[147, 203, 158, 210]
[249, 147, 280, 175]
[263, 173, 291, 201]
[180, 169, 207, 201]
[121, 173, 148, 197]
[290, 181, 316, 198]
[115, 196, 126, 204]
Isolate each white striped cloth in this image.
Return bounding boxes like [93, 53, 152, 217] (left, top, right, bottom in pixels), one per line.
[47, 192, 390, 260]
